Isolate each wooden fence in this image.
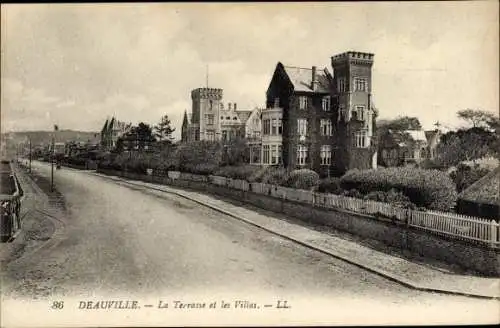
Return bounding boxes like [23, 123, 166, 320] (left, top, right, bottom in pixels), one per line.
[197, 173, 499, 247]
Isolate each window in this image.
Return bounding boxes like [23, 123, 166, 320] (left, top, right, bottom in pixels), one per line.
[278, 145, 282, 164]
[205, 114, 214, 125]
[206, 131, 215, 141]
[297, 118, 307, 136]
[338, 104, 346, 121]
[322, 96, 331, 111]
[262, 119, 270, 135]
[320, 145, 332, 165]
[337, 77, 347, 93]
[220, 103, 224, 110]
[297, 145, 308, 166]
[274, 98, 280, 108]
[382, 149, 388, 159]
[263, 145, 270, 164]
[233, 117, 237, 120]
[278, 118, 283, 135]
[271, 118, 277, 135]
[222, 130, 228, 141]
[226, 116, 230, 120]
[209, 100, 213, 110]
[354, 77, 368, 92]
[299, 96, 308, 110]
[353, 130, 368, 148]
[271, 145, 278, 164]
[353, 106, 365, 121]
[320, 119, 333, 136]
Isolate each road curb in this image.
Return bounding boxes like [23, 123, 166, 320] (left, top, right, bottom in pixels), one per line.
[6, 165, 67, 266]
[94, 173, 500, 300]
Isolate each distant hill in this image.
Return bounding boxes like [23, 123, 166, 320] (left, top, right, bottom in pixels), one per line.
[1, 130, 100, 146]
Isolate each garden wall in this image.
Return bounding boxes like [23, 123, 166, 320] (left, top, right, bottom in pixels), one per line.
[96, 168, 500, 276]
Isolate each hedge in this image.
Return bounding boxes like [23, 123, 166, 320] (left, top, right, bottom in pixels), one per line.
[214, 165, 261, 181]
[363, 189, 417, 209]
[317, 177, 343, 194]
[283, 169, 319, 190]
[340, 167, 458, 211]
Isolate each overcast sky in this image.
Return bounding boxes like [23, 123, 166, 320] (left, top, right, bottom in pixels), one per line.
[1, 2, 498, 140]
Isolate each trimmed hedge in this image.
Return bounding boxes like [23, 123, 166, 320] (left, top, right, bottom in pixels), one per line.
[364, 189, 417, 209]
[260, 167, 290, 185]
[214, 165, 261, 180]
[283, 169, 319, 190]
[340, 167, 458, 211]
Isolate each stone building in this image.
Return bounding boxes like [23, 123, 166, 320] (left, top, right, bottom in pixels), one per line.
[181, 87, 256, 143]
[262, 51, 377, 176]
[100, 117, 132, 151]
[379, 128, 441, 167]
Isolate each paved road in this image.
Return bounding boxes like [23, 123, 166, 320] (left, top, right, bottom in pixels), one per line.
[2, 161, 499, 325]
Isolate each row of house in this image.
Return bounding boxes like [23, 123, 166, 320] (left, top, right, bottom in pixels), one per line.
[182, 51, 377, 176]
[182, 50, 443, 176]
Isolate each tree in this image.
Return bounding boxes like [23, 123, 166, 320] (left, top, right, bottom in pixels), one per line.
[378, 116, 422, 131]
[436, 127, 497, 167]
[118, 122, 156, 151]
[457, 109, 499, 130]
[154, 114, 176, 143]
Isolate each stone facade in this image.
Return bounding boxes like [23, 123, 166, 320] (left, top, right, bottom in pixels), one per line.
[181, 87, 256, 144]
[263, 51, 377, 176]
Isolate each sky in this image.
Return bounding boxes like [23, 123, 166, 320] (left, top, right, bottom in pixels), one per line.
[1, 2, 498, 140]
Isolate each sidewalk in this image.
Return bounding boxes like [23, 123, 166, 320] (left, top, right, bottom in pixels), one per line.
[97, 173, 500, 299]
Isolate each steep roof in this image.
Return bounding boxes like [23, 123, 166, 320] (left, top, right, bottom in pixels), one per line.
[404, 130, 427, 142]
[235, 110, 253, 123]
[459, 166, 500, 206]
[282, 65, 332, 93]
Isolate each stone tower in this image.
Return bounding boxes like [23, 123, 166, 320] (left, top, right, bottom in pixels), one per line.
[331, 51, 377, 172]
[190, 88, 223, 141]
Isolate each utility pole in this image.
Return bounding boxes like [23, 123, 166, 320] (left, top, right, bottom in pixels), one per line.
[51, 135, 55, 192]
[51, 124, 58, 192]
[29, 139, 32, 173]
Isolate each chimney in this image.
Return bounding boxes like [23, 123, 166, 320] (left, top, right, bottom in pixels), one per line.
[312, 66, 318, 91]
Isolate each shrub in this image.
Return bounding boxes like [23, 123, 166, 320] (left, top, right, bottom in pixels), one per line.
[283, 169, 320, 190]
[247, 166, 270, 183]
[364, 189, 416, 209]
[176, 141, 224, 173]
[450, 163, 491, 193]
[342, 189, 363, 198]
[182, 163, 219, 175]
[317, 177, 343, 194]
[340, 167, 458, 211]
[214, 165, 260, 180]
[261, 167, 290, 185]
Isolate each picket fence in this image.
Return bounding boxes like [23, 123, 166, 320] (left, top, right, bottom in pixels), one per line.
[197, 173, 499, 247]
